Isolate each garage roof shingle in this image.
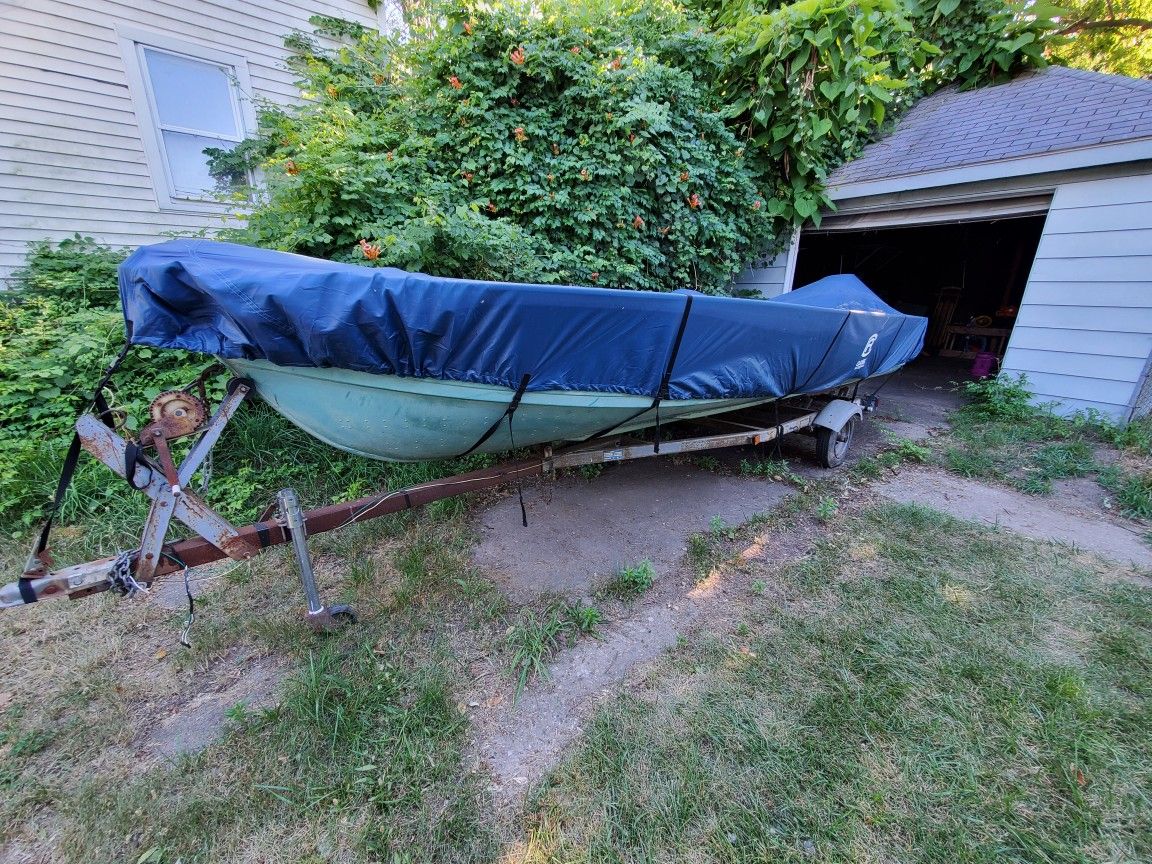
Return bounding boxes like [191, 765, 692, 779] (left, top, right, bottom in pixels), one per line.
[828, 67, 1152, 186]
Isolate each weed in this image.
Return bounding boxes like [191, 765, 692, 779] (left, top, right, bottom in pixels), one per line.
[710, 515, 736, 539]
[693, 455, 722, 472]
[506, 606, 568, 696]
[955, 372, 1040, 422]
[740, 456, 803, 484]
[1074, 409, 1152, 456]
[564, 601, 602, 636]
[815, 496, 839, 521]
[505, 599, 603, 696]
[1099, 466, 1152, 520]
[887, 436, 930, 463]
[857, 436, 931, 479]
[750, 579, 767, 595]
[687, 532, 712, 574]
[223, 701, 255, 730]
[851, 455, 884, 479]
[1109, 415, 1152, 456]
[579, 463, 604, 481]
[607, 560, 655, 598]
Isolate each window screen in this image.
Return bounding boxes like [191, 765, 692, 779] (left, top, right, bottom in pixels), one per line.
[141, 47, 247, 198]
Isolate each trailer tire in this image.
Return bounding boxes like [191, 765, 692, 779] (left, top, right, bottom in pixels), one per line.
[816, 414, 858, 469]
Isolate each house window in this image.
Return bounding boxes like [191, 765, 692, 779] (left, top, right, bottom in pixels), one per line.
[119, 29, 255, 210]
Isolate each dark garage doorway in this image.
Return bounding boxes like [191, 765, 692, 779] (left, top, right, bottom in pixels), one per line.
[794, 215, 1046, 361]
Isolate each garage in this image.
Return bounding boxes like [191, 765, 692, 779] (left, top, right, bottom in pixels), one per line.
[794, 203, 1048, 368]
[736, 66, 1152, 421]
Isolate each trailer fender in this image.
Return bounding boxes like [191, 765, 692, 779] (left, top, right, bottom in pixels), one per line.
[812, 399, 863, 433]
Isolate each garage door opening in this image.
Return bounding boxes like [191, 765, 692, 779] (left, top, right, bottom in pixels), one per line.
[794, 214, 1047, 362]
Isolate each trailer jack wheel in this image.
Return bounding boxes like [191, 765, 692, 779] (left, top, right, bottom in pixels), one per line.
[816, 414, 858, 469]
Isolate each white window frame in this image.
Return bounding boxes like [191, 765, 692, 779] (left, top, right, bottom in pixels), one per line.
[117, 26, 257, 213]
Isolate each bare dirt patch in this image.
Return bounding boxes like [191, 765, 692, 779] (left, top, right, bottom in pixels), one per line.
[873, 466, 1152, 570]
[137, 649, 288, 761]
[473, 459, 794, 601]
[467, 461, 812, 803]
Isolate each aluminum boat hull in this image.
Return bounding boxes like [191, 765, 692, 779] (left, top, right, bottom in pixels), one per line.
[224, 358, 782, 461]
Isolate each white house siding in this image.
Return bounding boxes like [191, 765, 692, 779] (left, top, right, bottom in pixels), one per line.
[1003, 173, 1152, 421]
[0, 0, 396, 282]
[731, 231, 799, 297]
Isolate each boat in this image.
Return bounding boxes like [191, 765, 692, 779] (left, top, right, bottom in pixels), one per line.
[3, 242, 927, 612]
[118, 240, 928, 461]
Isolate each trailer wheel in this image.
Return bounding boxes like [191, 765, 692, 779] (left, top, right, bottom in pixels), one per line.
[816, 414, 858, 469]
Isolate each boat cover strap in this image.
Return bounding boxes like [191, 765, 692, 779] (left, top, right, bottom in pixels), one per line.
[22, 343, 133, 597]
[794, 311, 853, 394]
[586, 294, 695, 448]
[458, 372, 533, 457]
[123, 441, 148, 491]
[659, 294, 694, 401]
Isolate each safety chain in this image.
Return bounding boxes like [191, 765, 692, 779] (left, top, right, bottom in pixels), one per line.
[107, 550, 148, 598]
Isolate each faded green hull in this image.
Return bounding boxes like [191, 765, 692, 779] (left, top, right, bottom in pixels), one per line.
[224, 359, 776, 461]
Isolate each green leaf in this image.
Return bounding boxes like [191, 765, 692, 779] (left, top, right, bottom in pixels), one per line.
[818, 80, 841, 101]
[794, 195, 818, 219]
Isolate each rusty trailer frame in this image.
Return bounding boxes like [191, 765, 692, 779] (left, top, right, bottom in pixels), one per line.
[0, 379, 864, 620]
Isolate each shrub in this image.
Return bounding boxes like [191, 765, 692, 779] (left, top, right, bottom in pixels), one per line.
[707, 0, 930, 225]
[0, 242, 215, 525]
[218, 1, 778, 293]
[9, 235, 126, 307]
[911, 0, 1055, 89]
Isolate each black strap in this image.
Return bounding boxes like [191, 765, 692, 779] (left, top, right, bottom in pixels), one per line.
[22, 343, 134, 591]
[793, 311, 853, 394]
[32, 433, 83, 558]
[659, 295, 694, 401]
[458, 373, 532, 457]
[868, 318, 911, 380]
[17, 572, 37, 604]
[587, 294, 694, 449]
[507, 410, 529, 527]
[450, 373, 534, 527]
[123, 441, 148, 490]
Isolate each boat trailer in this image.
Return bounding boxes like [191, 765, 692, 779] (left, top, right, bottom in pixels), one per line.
[0, 376, 870, 627]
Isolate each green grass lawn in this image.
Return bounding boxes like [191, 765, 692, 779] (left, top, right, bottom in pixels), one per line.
[1, 493, 1149, 862]
[521, 504, 1151, 863]
[932, 375, 1152, 517]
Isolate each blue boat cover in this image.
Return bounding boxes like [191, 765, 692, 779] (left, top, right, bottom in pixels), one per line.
[119, 240, 926, 401]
